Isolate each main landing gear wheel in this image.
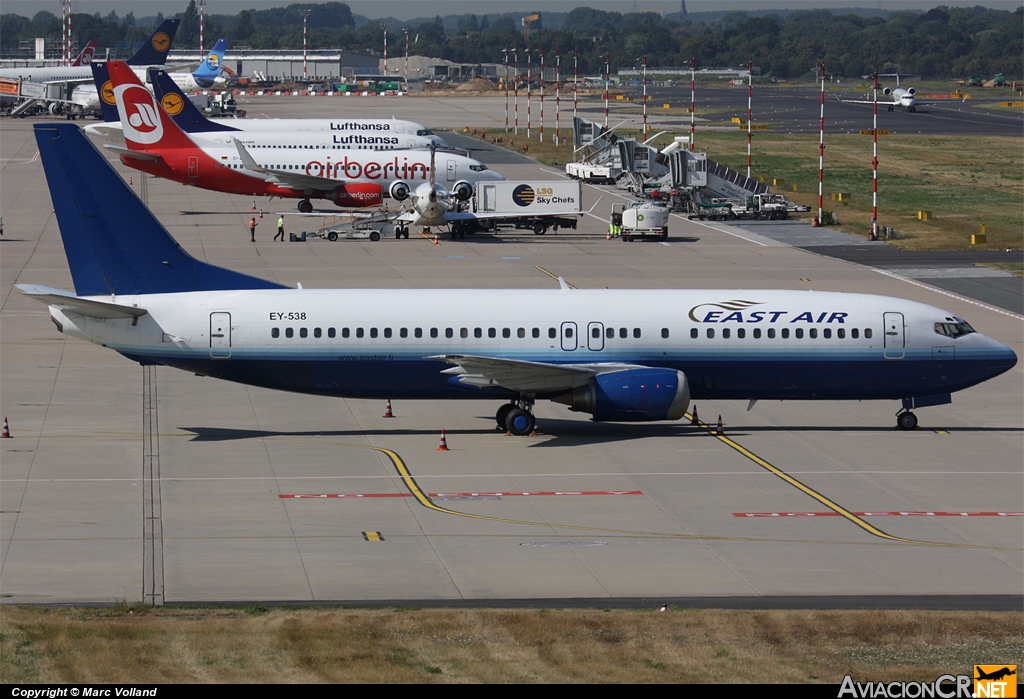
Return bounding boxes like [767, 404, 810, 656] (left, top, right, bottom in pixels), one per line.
[495, 403, 516, 430]
[896, 411, 918, 430]
[396, 226, 409, 239]
[297, 199, 313, 213]
[505, 408, 536, 436]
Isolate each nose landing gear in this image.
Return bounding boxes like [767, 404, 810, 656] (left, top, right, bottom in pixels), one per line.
[896, 410, 918, 431]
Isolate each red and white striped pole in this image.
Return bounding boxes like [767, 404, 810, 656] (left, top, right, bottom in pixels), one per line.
[67, 0, 72, 66]
[690, 56, 696, 152]
[539, 50, 545, 143]
[301, 8, 310, 80]
[503, 47, 509, 132]
[573, 47, 578, 122]
[198, 0, 206, 57]
[404, 27, 409, 87]
[382, 24, 388, 76]
[555, 49, 561, 145]
[747, 59, 753, 179]
[871, 71, 879, 241]
[818, 61, 826, 226]
[526, 48, 532, 138]
[61, 0, 67, 65]
[513, 48, 519, 135]
[642, 53, 648, 138]
[604, 53, 610, 129]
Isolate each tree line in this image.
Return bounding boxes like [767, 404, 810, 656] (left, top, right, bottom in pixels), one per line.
[2, 2, 1020, 80]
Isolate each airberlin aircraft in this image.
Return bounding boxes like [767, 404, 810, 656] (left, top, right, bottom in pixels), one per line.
[20, 123, 1018, 435]
[103, 61, 501, 211]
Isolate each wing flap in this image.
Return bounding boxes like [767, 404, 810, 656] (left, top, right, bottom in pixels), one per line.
[429, 354, 648, 393]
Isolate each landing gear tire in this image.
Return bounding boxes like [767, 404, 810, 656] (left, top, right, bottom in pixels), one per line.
[505, 407, 535, 436]
[298, 199, 313, 213]
[495, 403, 516, 430]
[396, 226, 408, 239]
[897, 411, 918, 430]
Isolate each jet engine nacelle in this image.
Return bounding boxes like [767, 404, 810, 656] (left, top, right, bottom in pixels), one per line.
[906, 87, 916, 96]
[883, 87, 893, 96]
[389, 180, 411, 201]
[333, 183, 382, 207]
[553, 368, 690, 422]
[451, 180, 474, 201]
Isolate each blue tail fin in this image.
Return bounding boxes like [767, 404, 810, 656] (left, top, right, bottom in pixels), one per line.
[90, 62, 121, 123]
[126, 19, 180, 66]
[150, 68, 238, 133]
[34, 123, 284, 296]
[193, 38, 229, 87]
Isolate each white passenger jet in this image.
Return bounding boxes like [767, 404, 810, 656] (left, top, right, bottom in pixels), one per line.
[839, 74, 946, 113]
[20, 123, 1017, 434]
[98, 61, 499, 211]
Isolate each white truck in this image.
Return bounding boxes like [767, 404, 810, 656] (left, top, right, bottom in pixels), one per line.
[565, 162, 619, 184]
[613, 202, 670, 242]
[465, 180, 585, 235]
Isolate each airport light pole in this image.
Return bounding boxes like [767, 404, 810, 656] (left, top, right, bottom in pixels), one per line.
[198, 0, 206, 56]
[690, 56, 696, 152]
[539, 50, 545, 143]
[573, 47, 578, 122]
[301, 8, 311, 81]
[747, 59, 753, 179]
[641, 53, 648, 139]
[818, 61, 826, 227]
[555, 49, 561, 146]
[503, 47, 509, 132]
[604, 53, 610, 129]
[871, 70, 879, 241]
[513, 48, 519, 136]
[61, 0, 68, 65]
[404, 28, 409, 88]
[382, 24, 388, 77]
[526, 48, 532, 138]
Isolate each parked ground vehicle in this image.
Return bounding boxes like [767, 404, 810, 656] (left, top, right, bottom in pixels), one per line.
[614, 202, 670, 242]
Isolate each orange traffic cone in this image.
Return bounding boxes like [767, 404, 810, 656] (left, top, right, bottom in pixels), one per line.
[437, 429, 449, 451]
[1, 417, 11, 438]
[606, 228, 612, 241]
[715, 415, 724, 436]
[383, 399, 395, 418]
[690, 405, 699, 426]
[433, 232, 440, 245]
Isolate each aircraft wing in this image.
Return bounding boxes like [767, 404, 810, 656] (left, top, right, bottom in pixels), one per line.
[430, 354, 649, 393]
[233, 139, 341, 192]
[17, 284, 147, 319]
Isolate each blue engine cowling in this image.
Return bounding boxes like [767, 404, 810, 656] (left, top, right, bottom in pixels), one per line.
[553, 368, 690, 422]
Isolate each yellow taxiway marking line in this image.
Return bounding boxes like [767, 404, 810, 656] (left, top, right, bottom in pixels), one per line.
[534, 266, 577, 289]
[260, 439, 1010, 551]
[682, 414, 973, 546]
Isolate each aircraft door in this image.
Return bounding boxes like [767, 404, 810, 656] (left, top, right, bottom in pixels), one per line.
[587, 322, 605, 351]
[188, 155, 199, 178]
[560, 322, 577, 351]
[883, 312, 905, 359]
[446, 160, 456, 182]
[210, 312, 231, 358]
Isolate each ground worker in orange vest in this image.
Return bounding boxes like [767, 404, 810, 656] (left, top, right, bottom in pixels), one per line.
[249, 216, 258, 242]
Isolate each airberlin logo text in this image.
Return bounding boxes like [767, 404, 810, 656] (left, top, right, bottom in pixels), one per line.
[839, 674, 974, 698]
[302, 156, 428, 181]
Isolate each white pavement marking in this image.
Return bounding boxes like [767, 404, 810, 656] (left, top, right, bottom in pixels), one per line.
[873, 268, 1024, 320]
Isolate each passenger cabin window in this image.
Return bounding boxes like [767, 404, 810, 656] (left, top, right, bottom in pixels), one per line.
[619, 328, 627, 339]
[690, 328, 698, 339]
[356, 328, 364, 338]
[314, 328, 322, 338]
[864, 328, 873, 339]
[285, 328, 294, 338]
[795, 328, 804, 339]
[384, 328, 392, 338]
[661, 328, 669, 339]
[271, 328, 280, 338]
[722, 328, 730, 339]
[518, 328, 526, 339]
[329, 328, 336, 338]
[532, 328, 540, 338]
[415, 328, 422, 338]
[300, 328, 308, 338]
[737, 328, 745, 339]
[851, 329, 859, 339]
[370, 328, 378, 338]
[461, 328, 469, 339]
[490, 328, 497, 339]
[837, 328, 845, 339]
[633, 328, 641, 339]
[706, 328, 714, 339]
[474, 328, 482, 338]
[753, 328, 761, 339]
[809, 328, 817, 339]
[445, 328, 454, 339]
[782, 329, 790, 339]
[400, 328, 408, 338]
[823, 328, 831, 339]
[592, 327, 601, 339]
[607, 328, 615, 339]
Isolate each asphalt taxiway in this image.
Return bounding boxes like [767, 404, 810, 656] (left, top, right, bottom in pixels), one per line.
[1, 106, 1021, 607]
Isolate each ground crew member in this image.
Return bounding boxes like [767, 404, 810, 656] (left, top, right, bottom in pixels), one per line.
[275, 216, 285, 241]
[610, 211, 623, 238]
[249, 216, 258, 242]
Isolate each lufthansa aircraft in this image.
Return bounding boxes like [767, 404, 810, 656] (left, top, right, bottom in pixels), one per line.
[21, 124, 1017, 434]
[99, 61, 500, 211]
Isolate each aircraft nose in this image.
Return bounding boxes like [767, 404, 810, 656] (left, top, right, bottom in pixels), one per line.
[433, 136, 450, 148]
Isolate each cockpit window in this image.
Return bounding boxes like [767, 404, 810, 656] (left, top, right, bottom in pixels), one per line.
[469, 164, 488, 172]
[416, 129, 434, 136]
[934, 318, 976, 338]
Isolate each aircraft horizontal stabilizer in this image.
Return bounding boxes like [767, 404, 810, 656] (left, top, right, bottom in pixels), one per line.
[16, 284, 148, 319]
[430, 354, 649, 393]
[102, 144, 161, 161]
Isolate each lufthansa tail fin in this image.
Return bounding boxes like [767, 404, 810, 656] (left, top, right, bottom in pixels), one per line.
[33, 123, 284, 297]
[126, 18, 180, 66]
[193, 38, 229, 87]
[150, 68, 238, 133]
[108, 61, 196, 151]
[89, 62, 120, 123]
